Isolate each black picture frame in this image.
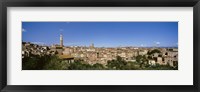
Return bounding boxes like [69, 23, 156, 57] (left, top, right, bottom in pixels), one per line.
[0, 0, 200, 92]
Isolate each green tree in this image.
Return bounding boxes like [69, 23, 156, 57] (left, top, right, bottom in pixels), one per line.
[106, 56, 127, 70]
[147, 49, 161, 55]
[92, 63, 105, 70]
[22, 55, 68, 70]
[136, 55, 148, 68]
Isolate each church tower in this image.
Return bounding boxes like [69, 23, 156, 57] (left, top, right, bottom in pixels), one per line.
[60, 34, 63, 47]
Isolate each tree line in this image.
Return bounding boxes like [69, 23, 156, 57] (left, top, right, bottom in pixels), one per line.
[22, 54, 177, 70]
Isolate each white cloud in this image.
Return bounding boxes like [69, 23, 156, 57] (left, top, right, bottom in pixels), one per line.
[22, 28, 26, 32]
[59, 29, 64, 32]
[64, 42, 81, 46]
[154, 41, 160, 45]
[140, 44, 146, 47]
[32, 42, 45, 45]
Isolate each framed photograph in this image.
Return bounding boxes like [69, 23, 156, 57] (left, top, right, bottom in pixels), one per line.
[0, 0, 199, 92]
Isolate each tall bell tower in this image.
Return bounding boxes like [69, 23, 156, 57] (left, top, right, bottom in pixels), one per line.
[60, 34, 63, 47]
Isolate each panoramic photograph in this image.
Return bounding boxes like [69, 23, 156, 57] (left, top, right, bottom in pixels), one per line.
[22, 22, 178, 70]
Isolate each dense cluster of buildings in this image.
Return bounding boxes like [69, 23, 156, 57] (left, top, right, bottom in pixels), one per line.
[22, 34, 178, 67]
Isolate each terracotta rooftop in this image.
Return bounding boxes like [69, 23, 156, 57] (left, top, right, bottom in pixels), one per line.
[58, 55, 74, 60]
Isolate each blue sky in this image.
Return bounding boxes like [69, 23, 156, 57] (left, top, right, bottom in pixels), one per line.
[22, 22, 178, 47]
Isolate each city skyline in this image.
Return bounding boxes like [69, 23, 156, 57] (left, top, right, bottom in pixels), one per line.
[22, 22, 178, 47]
